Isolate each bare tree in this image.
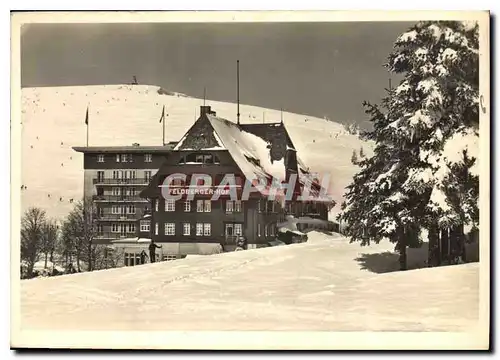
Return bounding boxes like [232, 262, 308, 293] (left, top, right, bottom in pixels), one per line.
[40, 219, 59, 269]
[21, 207, 46, 278]
[60, 197, 100, 272]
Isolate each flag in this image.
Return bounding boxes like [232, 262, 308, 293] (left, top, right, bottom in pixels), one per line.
[159, 105, 165, 123]
[85, 106, 89, 125]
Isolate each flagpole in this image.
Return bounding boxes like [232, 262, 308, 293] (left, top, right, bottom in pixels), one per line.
[162, 108, 166, 146]
[86, 104, 89, 147]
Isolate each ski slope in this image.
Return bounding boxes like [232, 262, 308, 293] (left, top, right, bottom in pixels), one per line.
[20, 232, 479, 332]
[20, 84, 370, 220]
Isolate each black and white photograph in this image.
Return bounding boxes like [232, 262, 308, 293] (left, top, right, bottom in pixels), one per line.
[10, 11, 490, 350]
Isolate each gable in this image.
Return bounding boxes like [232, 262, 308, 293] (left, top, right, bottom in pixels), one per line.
[174, 115, 225, 151]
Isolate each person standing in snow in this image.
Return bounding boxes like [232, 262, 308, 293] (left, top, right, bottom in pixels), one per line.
[149, 240, 162, 263]
[140, 250, 148, 265]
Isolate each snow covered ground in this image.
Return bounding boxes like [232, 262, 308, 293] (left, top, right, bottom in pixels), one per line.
[20, 231, 479, 332]
[20, 84, 370, 221]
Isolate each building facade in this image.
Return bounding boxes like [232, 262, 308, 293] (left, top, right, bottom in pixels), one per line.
[72, 144, 176, 244]
[140, 106, 333, 254]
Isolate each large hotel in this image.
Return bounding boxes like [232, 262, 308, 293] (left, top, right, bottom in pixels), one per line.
[73, 105, 334, 265]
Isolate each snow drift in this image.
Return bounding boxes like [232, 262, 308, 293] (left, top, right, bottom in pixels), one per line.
[20, 231, 479, 332]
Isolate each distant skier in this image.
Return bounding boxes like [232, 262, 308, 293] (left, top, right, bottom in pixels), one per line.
[140, 250, 148, 265]
[149, 240, 162, 263]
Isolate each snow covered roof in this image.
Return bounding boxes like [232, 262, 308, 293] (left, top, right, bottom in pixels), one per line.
[206, 114, 287, 183]
[141, 110, 331, 201]
[110, 237, 151, 244]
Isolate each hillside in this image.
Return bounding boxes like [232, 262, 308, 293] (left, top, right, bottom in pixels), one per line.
[20, 231, 479, 333]
[20, 84, 370, 220]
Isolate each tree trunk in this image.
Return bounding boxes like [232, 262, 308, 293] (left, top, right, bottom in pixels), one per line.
[450, 224, 466, 263]
[76, 253, 81, 272]
[398, 227, 407, 271]
[428, 223, 440, 267]
[88, 242, 93, 272]
[44, 253, 48, 268]
[27, 262, 34, 279]
[440, 228, 449, 264]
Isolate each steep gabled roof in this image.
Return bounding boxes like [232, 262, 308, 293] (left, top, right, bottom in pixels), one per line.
[239, 123, 296, 150]
[206, 114, 287, 183]
[141, 111, 331, 203]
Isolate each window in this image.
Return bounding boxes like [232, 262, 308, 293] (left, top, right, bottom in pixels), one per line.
[165, 223, 175, 235]
[97, 171, 105, 182]
[183, 153, 220, 164]
[112, 205, 119, 214]
[127, 205, 135, 214]
[226, 199, 243, 213]
[257, 200, 261, 213]
[203, 223, 211, 236]
[155, 222, 159, 235]
[257, 223, 261, 237]
[144, 154, 152, 163]
[140, 220, 150, 232]
[96, 154, 104, 163]
[234, 223, 243, 236]
[226, 200, 234, 213]
[145, 171, 152, 181]
[97, 224, 104, 235]
[165, 199, 175, 212]
[112, 187, 121, 196]
[126, 187, 137, 196]
[197, 200, 204, 212]
[128, 154, 134, 163]
[265, 225, 268, 237]
[183, 223, 190, 236]
[111, 223, 119, 233]
[184, 201, 191, 212]
[204, 200, 211, 212]
[116, 154, 120, 163]
[128, 223, 136, 233]
[196, 223, 203, 236]
[121, 154, 128, 162]
[270, 224, 276, 236]
[155, 200, 159, 212]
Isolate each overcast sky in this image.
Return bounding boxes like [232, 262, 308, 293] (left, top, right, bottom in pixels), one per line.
[21, 22, 411, 127]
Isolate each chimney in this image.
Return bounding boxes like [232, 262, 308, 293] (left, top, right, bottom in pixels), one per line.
[285, 146, 299, 184]
[200, 105, 216, 116]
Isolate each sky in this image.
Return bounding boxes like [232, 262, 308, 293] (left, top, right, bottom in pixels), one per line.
[21, 22, 411, 128]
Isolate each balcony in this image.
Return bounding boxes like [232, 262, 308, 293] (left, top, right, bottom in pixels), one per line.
[95, 232, 136, 240]
[93, 178, 151, 186]
[98, 214, 139, 221]
[93, 195, 147, 202]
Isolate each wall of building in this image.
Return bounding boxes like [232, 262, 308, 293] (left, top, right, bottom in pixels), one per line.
[83, 152, 167, 170]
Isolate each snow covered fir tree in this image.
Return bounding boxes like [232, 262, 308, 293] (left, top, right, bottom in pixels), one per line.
[339, 21, 479, 270]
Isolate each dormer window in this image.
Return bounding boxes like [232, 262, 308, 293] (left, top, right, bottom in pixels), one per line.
[144, 154, 152, 163]
[180, 152, 220, 165]
[97, 154, 105, 163]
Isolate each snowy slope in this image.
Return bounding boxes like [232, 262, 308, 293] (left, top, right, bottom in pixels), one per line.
[20, 232, 479, 332]
[21, 85, 370, 220]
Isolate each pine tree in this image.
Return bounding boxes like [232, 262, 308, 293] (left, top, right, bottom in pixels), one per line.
[340, 21, 479, 269]
[351, 149, 358, 165]
[359, 146, 365, 158]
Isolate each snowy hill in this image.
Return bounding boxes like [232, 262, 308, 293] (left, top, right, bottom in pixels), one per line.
[20, 231, 479, 332]
[21, 84, 370, 220]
